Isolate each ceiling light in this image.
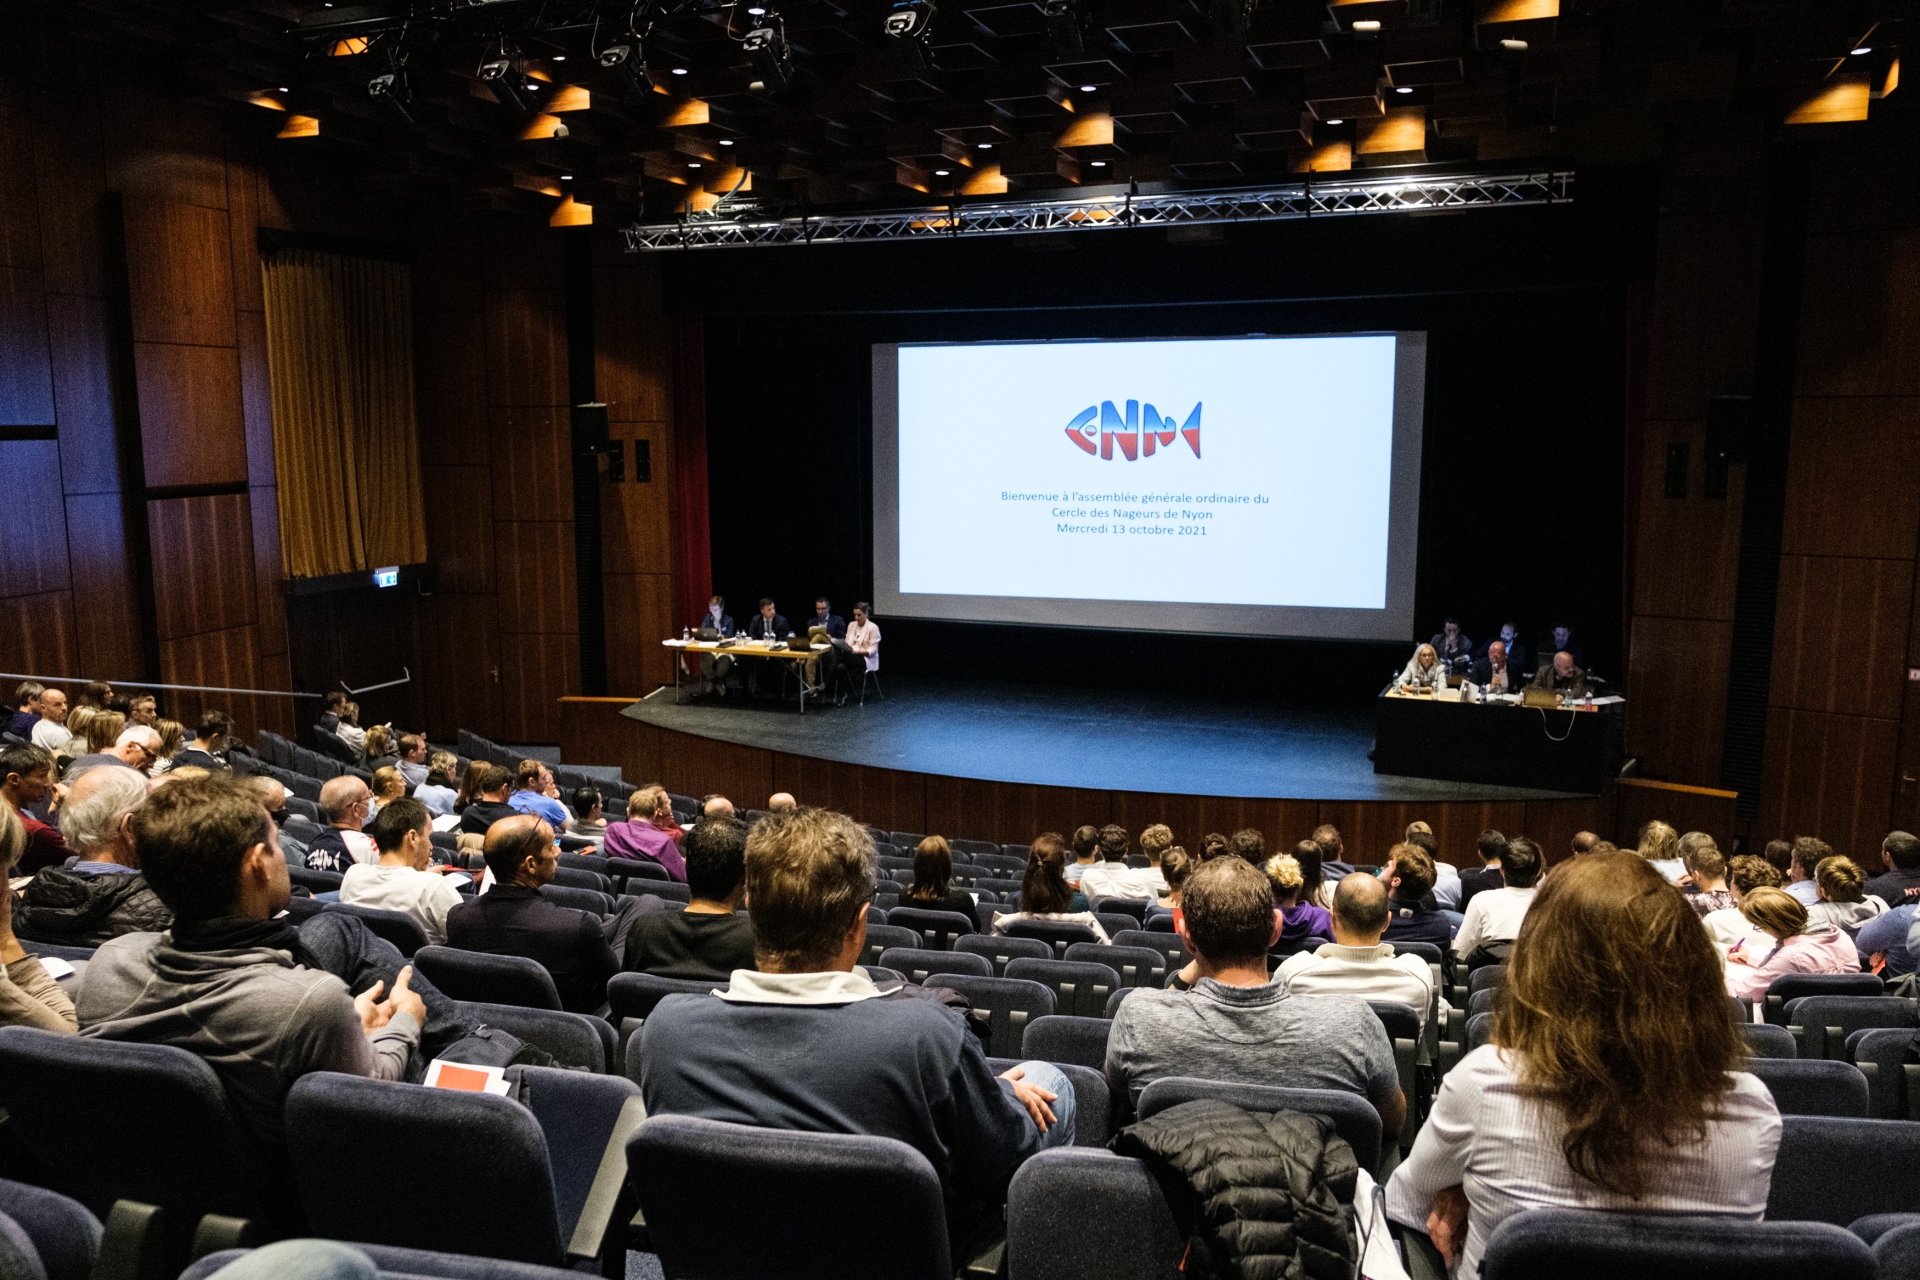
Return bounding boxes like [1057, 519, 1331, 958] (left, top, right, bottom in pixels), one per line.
[1851, 45, 1873, 55]
[1351, 18, 1380, 31]
[1499, 37, 1527, 50]
[1394, 85, 1413, 94]
[561, 174, 572, 180]
[934, 168, 950, 175]
[1090, 160, 1106, 166]
[1079, 83, 1097, 92]
[977, 141, 993, 149]
[671, 66, 688, 74]
[279, 85, 290, 92]
[748, 5, 766, 12]
[688, 161, 702, 168]
[551, 54, 566, 61]
[1326, 118, 1343, 125]
[718, 138, 734, 145]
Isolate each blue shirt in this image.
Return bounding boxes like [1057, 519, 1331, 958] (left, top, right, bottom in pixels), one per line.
[70, 861, 139, 876]
[508, 789, 570, 830]
[415, 783, 458, 817]
[1858, 904, 1916, 975]
[1784, 879, 1822, 907]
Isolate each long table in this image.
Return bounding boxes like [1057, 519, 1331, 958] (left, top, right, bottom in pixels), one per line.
[662, 637, 836, 712]
[1372, 690, 1625, 794]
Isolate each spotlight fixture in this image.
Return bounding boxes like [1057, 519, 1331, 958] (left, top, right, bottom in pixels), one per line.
[561, 173, 573, 180]
[688, 161, 703, 168]
[1042, 0, 1085, 57]
[1089, 159, 1106, 166]
[670, 66, 688, 74]
[1499, 37, 1527, 51]
[743, 20, 793, 91]
[883, 0, 936, 72]
[598, 40, 652, 103]
[1079, 83, 1097, 92]
[933, 168, 950, 175]
[1394, 84, 1413, 93]
[1851, 44, 1873, 55]
[478, 44, 529, 111]
[1326, 117, 1343, 125]
[1351, 18, 1380, 31]
[367, 69, 413, 122]
[718, 138, 734, 145]
[747, 5, 766, 12]
[551, 54, 566, 61]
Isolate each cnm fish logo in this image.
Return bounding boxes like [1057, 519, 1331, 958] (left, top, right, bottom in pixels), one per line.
[1065, 400, 1201, 460]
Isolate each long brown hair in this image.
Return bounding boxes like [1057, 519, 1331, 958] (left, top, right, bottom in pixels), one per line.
[907, 835, 952, 902]
[454, 758, 491, 809]
[1495, 851, 1745, 1197]
[1021, 832, 1074, 915]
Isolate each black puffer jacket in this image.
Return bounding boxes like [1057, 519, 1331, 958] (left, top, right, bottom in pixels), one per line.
[1112, 1099, 1357, 1280]
[14, 868, 173, 946]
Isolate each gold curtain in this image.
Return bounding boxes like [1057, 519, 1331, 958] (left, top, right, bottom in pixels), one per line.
[261, 249, 428, 578]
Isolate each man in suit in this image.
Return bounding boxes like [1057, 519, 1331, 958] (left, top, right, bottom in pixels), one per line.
[1471, 640, 1521, 695]
[1429, 619, 1473, 676]
[1531, 650, 1590, 697]
[696, 596, 738, 695]
[1539, 625, 1583, 670]
[745, 599, 789, 697]
[1486, 623, 1526, 675]
[804, 597, 846, 640]
[696, 595, 735, 638]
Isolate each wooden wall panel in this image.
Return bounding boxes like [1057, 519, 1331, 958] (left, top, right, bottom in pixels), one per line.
[593, 247, 671, 424]
[419, 593, 503, 739]
[133, 342, 247, 488]
[1758, 708, 1900, 860]
[63, 492, 143, 680]
[494, 521, 577, 632]
[411, 216, 487, 316]
[224, 139, 265, 315]
[486, 217, 564, 293]
[103, 90, 227, 209]
[1626, 616, 1733, 784]
[0, 265, 54, 424]
[412, 310, 488, 458]
[1643, 213, 1762, 421]
[1630, 422, 1744, 621]
[422, 464, 496, 593]
[1795, 229, 1920, 399]
[0, 439, 71, 598]
[1612, 781, 1737, 850]
[1770, 555, 1910, 718]
[604, 572, 676, 693]
[1523, 795, 1610, 861]
[146, 493, 256, 641]
[771, 752, 926, 832]
[236, 308, 275, 488]
[483, 290, 567, 408]
[488, 407, 572, 519]
[158, 622, 265, 734]
[0, 592, 77, 680]
[1781, 397, 1920, 559]
[27, 77, 107, 301]
[121, 199, 237, 347]
[250, 485, 287, 655]
[603, 423, 673, 575]
[499, 631, 580, 743]
[0, 105, 42, 271]
[46, 294, 121, 495]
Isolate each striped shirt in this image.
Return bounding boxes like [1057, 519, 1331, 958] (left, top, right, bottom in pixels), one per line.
[1384, 1046, 1780, 1277]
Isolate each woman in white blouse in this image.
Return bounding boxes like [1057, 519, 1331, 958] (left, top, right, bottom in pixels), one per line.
[1393, 643, 1445, 694]
[1385, 851, 1781, 1276]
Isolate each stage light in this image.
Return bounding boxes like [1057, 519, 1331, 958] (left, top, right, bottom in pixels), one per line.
[479, 46, 529, 110]
[1499, 37, 1527, 50]
[561, 173, 572, 180]
[743, 20, 793, 91]
[599, 41, 652, 103]
[671, 66, 688, 74]
[1394, 85, 1413, 93]
[884, 0, 936, 72]
[1043, 0, 1085, 56]
[688, 161, 703, 168]
[977, 141, 992, 148]
[1089, 159, 1106, 166]
[367, 69, 413, 122]
[748, 6, 766, 12]
[1079, 83, 1097, 92]
[1851, 45, 1873, 55]
[1352, 18, 1380, 31]
[718, 138, 734, 145]
[934, 168, 950, 175]
[554, 121, 569, 136]
[1326, 117, 1343, 125]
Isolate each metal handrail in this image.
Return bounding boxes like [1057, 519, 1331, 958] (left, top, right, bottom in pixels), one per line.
[0, 670, 412, 700]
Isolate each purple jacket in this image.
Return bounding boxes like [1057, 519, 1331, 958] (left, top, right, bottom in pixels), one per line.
[603, 820, 687, 881]
[1278, 901, 1334, 950]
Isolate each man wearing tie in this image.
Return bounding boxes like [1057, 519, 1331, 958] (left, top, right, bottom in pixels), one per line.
[746, 599, 789, 697]
[1471, 640, 1519, 695]
[805, 597, 846, 639]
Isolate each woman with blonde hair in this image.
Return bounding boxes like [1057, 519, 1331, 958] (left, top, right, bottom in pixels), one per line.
[0, 801, 78, 1033]
[1394, 643, 1445, 694]
[1724, 885, 1859, 1000]
[149, 719, 185, 774]
[1266, 847, 1332, 952]
[1637, 820, 1684, 882]
[367, 766, 408, 819]
[1387, 853, 1780, 1274]
[1806, 856, 1886, 940]
[362, 724, 397, 769]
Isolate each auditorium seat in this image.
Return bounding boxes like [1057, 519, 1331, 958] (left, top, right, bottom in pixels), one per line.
[22, 940, 95, 964]
[1093, 912, 1138, 940]
[415, 946, 563, 1011]
[924, 974, 1056, 1058]
[629, 1116, 952, 1280]
[954, 934, 1050, 976]
[1021, 1015, 1111, 1072]
[451, 1000, 615, 1073]
[1765, 974, 1883, 1025]
[886, 906, 976, 951]
[1466, 1011, 1493, 1052]
[283, 895, 327, 923]
[1368, 1000, 1423, 1150]
[868, 907, 890, 925]
[606, 972, 724, 1027]
[1104, 987, 1136, 1019]
[1089, 897, 1147, 924]
[549, 866, 611, 894]
[0, 1177, 101, 1280]
[287, 865, 344, 895]
[617, 859, 671, 882]
[1006, 1149, 1185, 1280]
[985, 1057, 1112, 1147]
[556, 852, 613, 878]
[1847, 1028, 1918, 1120]
[1785, 996, 1916, 1060]
[539, 884, 613, 915]
[951, 839, 999, 856]
[628, 881, 692, 905]
[1768, 1116, 1920, 1225]
[975, 853, 1028, 876]
[860, 923, 923, 967]
[1003, 919, 1099, 957]
[285, 1069, 640, 1272]
[877, 947, 991, 984]
[323, 902, 430, 957]
[429, 830, 461, 854]
[1111, 930, 1190, 973]
[181, 1243, 589, 1280]
[1468, 987, 1497, 1019]
[1064, 942, 1166, 989]
[1478, 1209, 1874, 1280]
[1864, 1218, 1920, 1280]
[1469, 965, 1507, 997]
[873, 891, 902, 912]
[1005, 958, 1122, 1019]
[1741, 1023, 1798, 1060]
[1749, 1059, 1870, 1118]
[1135, 1077, 1383, 1177]
[999, 844, 1030, 860]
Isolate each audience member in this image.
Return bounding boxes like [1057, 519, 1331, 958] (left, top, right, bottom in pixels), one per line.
[456, 765, 518, 836]
[246, 776, 308, 865]
[1858, 901, 1920, 976]
[702, 794, 735, 819]
[415, 752, 460, 816]
[767, 792, 797, 813]
[76, 776, 441, 1140]
[76, 681, 113, 711]
[452, 759, 491, 813]
[334, 702, 367, 755]
[1154, 846, 1193, 913]
[367, 766, 407, 819]
[171, 711, 241, 773]
[1199, 832, 1228, 861]
[507, 760, 569, 829]
[1684, 845, 1736, 916]
[992, 833, 1108, 942]
[1276, 873, 1434, 1031]
[63, 716, 145, 781]
[1080, 825, 1164, 903]
[361, 725, 397, 772]
[127, 695, 158, 728]
[1, 743, 68, 872]
[1700, 855, 1782, 950]
[1782, 837, 1829, 907]
[62, 707, 101, 759]
[1632, 820, 1683, 883]
[391, 734, 429, 789]
[1225, 827, 1265, 868]
[623, 815, 756, 980]
[341, 798, 465, 945]
[318, 690, 347, 734]
[1807, 856, 1886, 940]
[445, 815, 637, 1013]
[1760, 839, 1793, 876]
[1723, 886, 1858, 1000]
[15, 766, 168, 946]
[6, 681, 42, 740]
[1457, 830, 1506, 912]
[29, 687, 70, 754]
[640, 807, 1071, 1261]
[1569, 830, 1601, 856]
[149, 719, 184, 774]
[0, 801, 77, 1033]
[603, 785, 687, 880]
[1064, 825, 1100, 885]
[1136, 824, 1175, 888]
[1266, 849, 1332, 952]
[1865, 831, 1920, 907]
[306, 776, 378, 873]
[1400, 828, 1458, 911]
[1380, 843, 1454, 948]
[1311, 823, 1356, 887]
[1452, 836, 1540, 963]
[1107, 856, 1404, 1133]
[902, 836, 982, 927]
[568, 788, 608, 844]
[1385, 853, 1779, 1275]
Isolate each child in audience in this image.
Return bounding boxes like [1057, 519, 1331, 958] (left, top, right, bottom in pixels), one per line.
[1264, 849, 1332, 953]
[1723, 886, 1860, 1000]
[1386, 852, 1780, 1276]
[1806, 855, 1887, 940]
[1681, 844, 1736, 917]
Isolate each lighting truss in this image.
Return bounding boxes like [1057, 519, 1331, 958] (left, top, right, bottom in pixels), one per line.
[621, 169, 1573, 251]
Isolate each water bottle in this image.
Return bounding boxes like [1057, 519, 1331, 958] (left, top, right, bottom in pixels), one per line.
[682, 626, 690, 641]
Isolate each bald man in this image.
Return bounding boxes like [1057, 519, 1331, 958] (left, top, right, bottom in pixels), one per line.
[306, 776, 378, 874]
[702, 795, 736, 820]
[443, 814, 645, 1013]
[767, 792, 797, 814]
[1274, 871, 1436, 1031]
[247, 775, 309, 865]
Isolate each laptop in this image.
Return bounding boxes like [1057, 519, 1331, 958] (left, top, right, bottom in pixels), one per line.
[696, 624, 721, 641]
[1521, 686, 1561, 708]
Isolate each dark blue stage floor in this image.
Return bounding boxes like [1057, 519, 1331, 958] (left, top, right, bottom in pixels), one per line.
[624, 676, 1576, 802]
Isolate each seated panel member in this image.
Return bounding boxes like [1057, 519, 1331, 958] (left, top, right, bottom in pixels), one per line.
[838, 603, 882, 699]
[695, 595, 738, 696]
[1429, 619, 1474, 675]
[746, 598, 788, 642]
[1487, 622, 1526, 675]
[804, 597, 846, 640]
[1393, 643, 1446, 694]
[695, 595, 735, 638]
[1471, 640, 1520, 695]
[1530, 651, 1590, 698]
[1538, 624, 1583, 670]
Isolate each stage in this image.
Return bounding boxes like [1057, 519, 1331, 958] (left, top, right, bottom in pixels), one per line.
[620, 677, 1577, 803]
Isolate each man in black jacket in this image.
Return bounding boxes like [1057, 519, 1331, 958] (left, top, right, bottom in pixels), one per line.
[1456, 830, 1507, 914]
[457, 765, 519, 837]
[624, 815, 756, 980]
[16, 765, 171, 945]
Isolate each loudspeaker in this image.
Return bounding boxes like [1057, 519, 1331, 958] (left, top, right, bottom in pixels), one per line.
[572, 402, 610, 453]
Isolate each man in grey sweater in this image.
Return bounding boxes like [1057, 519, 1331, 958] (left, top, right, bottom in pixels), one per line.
[76, 775, 427, 1142]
